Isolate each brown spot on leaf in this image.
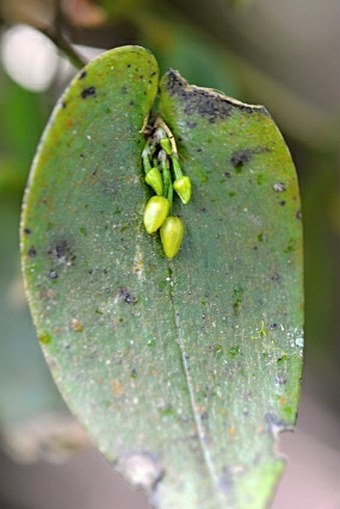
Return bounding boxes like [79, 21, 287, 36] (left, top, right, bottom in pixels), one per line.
[69, 318, 84, 332]
[111, 379, 124, 397]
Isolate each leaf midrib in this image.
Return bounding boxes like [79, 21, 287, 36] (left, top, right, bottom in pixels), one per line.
[167, 266, 227, 507]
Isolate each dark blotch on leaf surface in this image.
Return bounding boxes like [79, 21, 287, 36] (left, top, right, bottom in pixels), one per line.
[81, 86, 96, 99]
[48, 240, 76, 266]
[186, 121, 197, 129]
[230, 150, 253, 169]
[28, 246, 37, 257]
[48, 270, 58, 280]
[165, 70, 233, 121]
[164, 70, 267, 122]
[270, 272, 281, 282]
[119, 287, 137, 305]
[79, 70, 87, 80]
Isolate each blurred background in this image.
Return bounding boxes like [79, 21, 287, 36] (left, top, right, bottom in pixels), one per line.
[0, 0, 339, 508]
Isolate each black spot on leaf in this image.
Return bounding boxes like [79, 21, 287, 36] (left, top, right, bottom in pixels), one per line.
[230, 150, 253, 170]
[48, 240, 76, 266]
[119, 287, 137, 305]
[28, 247, 37, 257]
[81, 86, 96, 99]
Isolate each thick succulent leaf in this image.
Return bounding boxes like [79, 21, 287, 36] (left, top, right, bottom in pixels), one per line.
[21, 46, 303, 509]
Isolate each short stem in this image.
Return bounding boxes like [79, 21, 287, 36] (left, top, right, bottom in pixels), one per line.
[171, 154, 183, 180]
[142, 145, 152, 174]
[160, 154, 173, 210]
[142, 143, 157, 174]
[155, 116, 178, 155]
[167, 176, 173, 209]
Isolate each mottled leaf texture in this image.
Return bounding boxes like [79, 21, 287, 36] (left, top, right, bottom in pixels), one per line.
[21, 46, 303, 509]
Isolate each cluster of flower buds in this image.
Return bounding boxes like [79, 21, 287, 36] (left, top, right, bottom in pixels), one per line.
[142, 117, 192, 259]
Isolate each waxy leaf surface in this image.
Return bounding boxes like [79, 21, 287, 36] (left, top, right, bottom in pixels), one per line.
[21, 46, 303, 509]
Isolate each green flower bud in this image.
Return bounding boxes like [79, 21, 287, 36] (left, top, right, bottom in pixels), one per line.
[160, 137, 172, 156]
[143, 196, 170, 234]
[173, 176, 192, 205]
[145, 167, 163, 196]
[160, 216, 184, 259]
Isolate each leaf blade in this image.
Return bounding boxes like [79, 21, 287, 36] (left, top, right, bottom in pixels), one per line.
[21, 49, 303, 509]
[158, 70, 303, 507]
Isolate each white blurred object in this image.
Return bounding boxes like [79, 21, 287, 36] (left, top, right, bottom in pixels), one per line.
[1, 24, 59, 92]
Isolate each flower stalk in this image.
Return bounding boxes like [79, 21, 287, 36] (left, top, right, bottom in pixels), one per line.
[141, 116, 192, 258]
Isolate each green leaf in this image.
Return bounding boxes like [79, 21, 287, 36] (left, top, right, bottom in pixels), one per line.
[21, 46, 303, 509]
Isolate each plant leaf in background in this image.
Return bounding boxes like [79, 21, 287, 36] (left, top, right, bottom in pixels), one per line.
[0, 78, 86, 463]
[21, 46, 303, 509]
